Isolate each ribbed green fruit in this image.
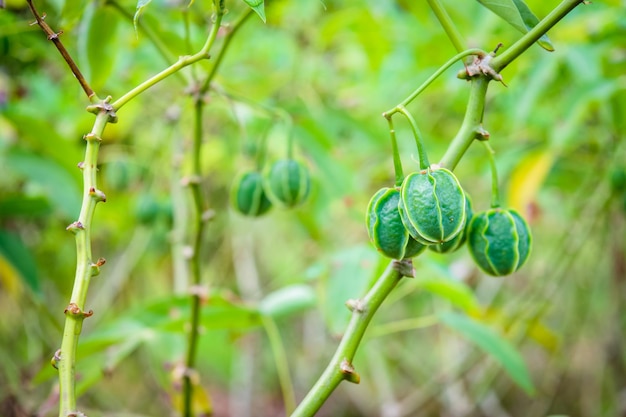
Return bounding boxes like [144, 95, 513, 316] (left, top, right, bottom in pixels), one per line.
[468, 208, 532, 276]
[399, 167, 466, 245]
[429, 194, 473, 254]
[366, 187, 427, 259]
[265, 159, 311, 208]
[230, 171, 272, 217]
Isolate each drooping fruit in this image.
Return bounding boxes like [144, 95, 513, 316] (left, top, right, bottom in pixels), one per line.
[366, 187, 427, 260]
[429, 193, 473, 254]
[399, 167, 466, 245]
[230, 171, 272, 217]
[265, 159, 311, 208]
[467, 208, 532, 276]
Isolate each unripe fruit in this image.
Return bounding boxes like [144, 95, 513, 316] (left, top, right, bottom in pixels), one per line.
[265, 159, 311, 208]
[429, 193, 473, 254]
[366, 187, 427, 259]
[230, 171, 272, 217]
[399, 167, 466, 245]
[468, 208, 532, 276]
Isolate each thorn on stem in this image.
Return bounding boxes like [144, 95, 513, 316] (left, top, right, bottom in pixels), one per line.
[64, 303, 94, 319]
[47, 30, 63, 41]
[51, 349, 61, 369]
[66, 221, 85, 234]
[345, 299, 365, 313]
[340, 359, 360, 384]
[89, 187, 107, 203]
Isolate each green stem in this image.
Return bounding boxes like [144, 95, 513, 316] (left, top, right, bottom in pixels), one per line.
[439, 76, 490, 170]
[182, 98, 208, 417]
[490, 0, 585, 73]
[200, 9, 254, 95]
[291, 261, 408, 417]
[262, 315, 297, 416]
[482, 141, 500, 208]
[385, 117, 404, 187]
[111, 3, 225, 111]
[425, 0, 466, 53]
[58, 106, 111, 417]
[396, 106, 430, 170]
[383, 48, 486, 116]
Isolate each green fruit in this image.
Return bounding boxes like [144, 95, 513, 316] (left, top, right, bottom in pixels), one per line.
[468, 208, 532, 276]
[430, 193, 473, 254]
[399, 167, 466, 245]
[135, 194, 160, 225]
[230, 171, 272, 217]
[366, 187, 427, 259]
[265, 159, 311, 208]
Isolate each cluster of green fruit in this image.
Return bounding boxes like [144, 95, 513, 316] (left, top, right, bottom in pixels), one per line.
[230, 159, 311, 216]
[366, 166, 532, 277]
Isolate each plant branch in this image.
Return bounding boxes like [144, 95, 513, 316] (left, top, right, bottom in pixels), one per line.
[439, 75, 490, 170]
[111, 3, 225, 111]
[490, 0, 586, 72]
[26, 0, 96, 100]
[291, 260, 412, 417]
[57, 99, 115, 417]
[425, 0, 466, 53]
[383, 48, 486, 117]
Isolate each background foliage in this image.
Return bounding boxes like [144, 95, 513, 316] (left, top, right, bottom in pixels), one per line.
[1, 0, 625, 416]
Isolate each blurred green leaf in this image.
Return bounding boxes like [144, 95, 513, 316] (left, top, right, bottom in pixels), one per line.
[318, 245, 381, 335]
[4, 148, 81, 219]
[0, 230, 40, 295]
[476, 0, 554, 51]
[414, 276, 480, 313]
[259, 284, 317, 318]
[83, 3, 120, 90]
[0, 195, 51, 218]
[440, 311, 535, 395]
[242, 0, 266, 23]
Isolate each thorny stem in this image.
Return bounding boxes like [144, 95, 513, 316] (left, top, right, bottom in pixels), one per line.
[291, 261, 410, 417]
[26, 0, 96, 100]
[439, 75, 490, 170]
[58, 102, 112, 417]
[425, 0, 466, 53]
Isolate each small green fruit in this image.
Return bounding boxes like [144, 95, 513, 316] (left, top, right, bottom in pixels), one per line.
[366, 187, 427, 259]
[399, 167, 466, 245]
[265, 159, 311, 208]
[430, 193, 473, 254]
[230, 171, 272, 217]
[468, 208, 532, 276]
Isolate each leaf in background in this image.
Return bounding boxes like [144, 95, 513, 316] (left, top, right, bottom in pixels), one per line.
[61, 0, 91, 29]
[507, 150, 554, 215]
[440, 312, 535, 395]
[242, 0, 266, 23]
[318, 245, 381, 335]
[0, 230, 40, 295]
[0, 195, 51, 218]
[476, 0, 554, 51]
[259, 284, 317, 319]
[4, 149, 81, 219]
[84, 4, 120, 90]
[133, 0, 153, 36]
[414, 276, 480, 314]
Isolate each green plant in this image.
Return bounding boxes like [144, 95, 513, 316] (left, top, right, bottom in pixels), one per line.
[3, 0, 621, 416]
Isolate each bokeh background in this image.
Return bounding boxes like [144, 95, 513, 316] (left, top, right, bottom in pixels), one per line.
[1, 0, 625, 416]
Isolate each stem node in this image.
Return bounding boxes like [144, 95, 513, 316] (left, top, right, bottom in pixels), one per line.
[64, 303, 93, 319]
[340, 360, 360, 384]
[392, 258, 415, 278]
[65, 221, 84, 234]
